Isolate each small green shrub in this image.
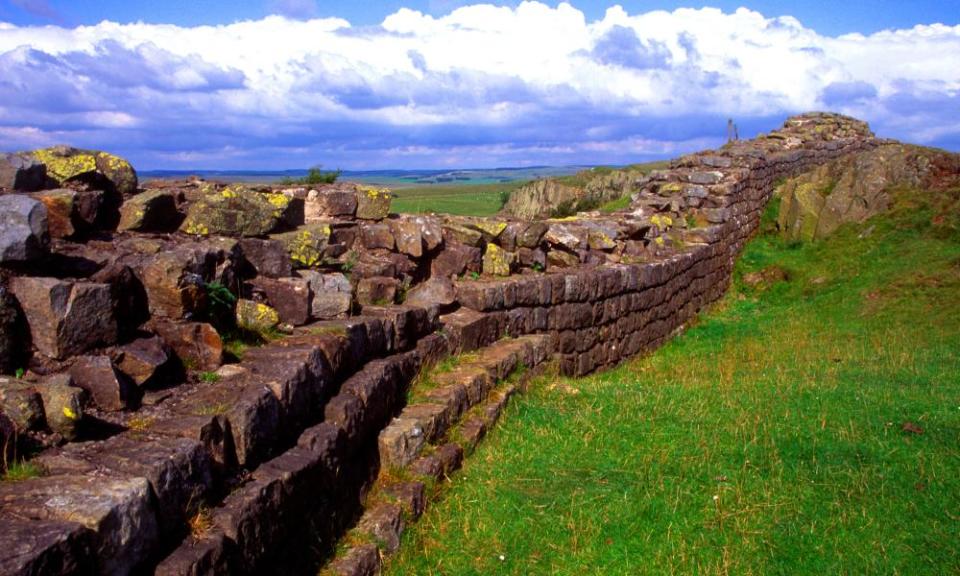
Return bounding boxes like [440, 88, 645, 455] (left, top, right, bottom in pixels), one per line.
[283, 165, 341, 186]
[198, 371, 220, 383]
[203, 282, 237, 332]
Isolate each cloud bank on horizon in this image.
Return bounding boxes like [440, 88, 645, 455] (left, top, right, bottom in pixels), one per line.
[0, 2, 958, 169]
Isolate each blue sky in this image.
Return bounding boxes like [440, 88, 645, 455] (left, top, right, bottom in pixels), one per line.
[0, 0, 958, 169]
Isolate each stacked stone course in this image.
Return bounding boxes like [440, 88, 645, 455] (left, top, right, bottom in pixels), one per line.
[0, 113, 882, 575]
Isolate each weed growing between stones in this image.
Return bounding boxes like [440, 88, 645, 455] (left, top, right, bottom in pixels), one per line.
[1, 460, 43, 482]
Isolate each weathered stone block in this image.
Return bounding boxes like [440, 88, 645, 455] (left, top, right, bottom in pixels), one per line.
[301, 271, 353, 320]
[360, 222, 395, 251]
[0, 515, 95, 576]
[236, 299, 280, 334]
[148, 319, 223, 372]
[389, 218, 423, 257]
[0, 475, 159, 576]
[382, 481, 427, 520]
[10, 277, 117, 360]
[327, 543, 381, 576]
[37, 374, 85, 441]
[31, 188, 76, 238]
[117, 335, 174, 388]
[404, 277, 456, 310]
[181, 184, 301, 237]
[69, 355, 139, 412]
[0, 195, 48, 263]
[244, 343, 331, 433]
[354, 186, 392, 220]
[0, 152, 47, 191]
[0, 377, 45, 431]
[153, 530, 237, 576]
[239, 237, 293, 278]
[482, 243, 517, 277]
[118, 189, 179, 232]
[306, 186, 357, 219]
[356, 276, 398, 306]
[430, 242, 481, 279]
[249, 277, 311, 326]
[272, 223, 331, 268]
[356, 503, 403, 553]
[378, 417, 426, 468]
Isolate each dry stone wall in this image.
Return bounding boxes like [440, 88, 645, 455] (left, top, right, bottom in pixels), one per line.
[0, 113, 881, 575]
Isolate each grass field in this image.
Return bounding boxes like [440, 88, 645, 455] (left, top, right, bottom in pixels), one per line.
[390, 182, 524, 217]
[386, 185, 960, 574]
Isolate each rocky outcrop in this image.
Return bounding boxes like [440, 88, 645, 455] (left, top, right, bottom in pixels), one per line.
[778, 143, 960, 241]
[503, 166, 650, 219]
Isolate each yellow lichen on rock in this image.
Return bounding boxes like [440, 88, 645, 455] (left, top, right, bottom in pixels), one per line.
[482, 242, 516, 276]
[33, 148, 97, 182]
[273, 223, 332, 268]
[236, 299, 280, 333]
[473, 220, 508, 238]
[650, 214, 674, 230]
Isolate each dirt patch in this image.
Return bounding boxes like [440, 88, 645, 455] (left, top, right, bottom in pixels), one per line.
[742, 265, 790, 290]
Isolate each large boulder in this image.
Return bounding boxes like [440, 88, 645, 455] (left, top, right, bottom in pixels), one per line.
[0, 194, 49, 264]
[181, 185, 302, 237]
[29, 146, 137, 230]
[31, 146, 138, 196]
[9, 277, 117, 360]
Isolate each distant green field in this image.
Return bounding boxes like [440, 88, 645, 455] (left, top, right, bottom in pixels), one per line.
[390, 182, 525, 217]
[387, 185, 960, 574]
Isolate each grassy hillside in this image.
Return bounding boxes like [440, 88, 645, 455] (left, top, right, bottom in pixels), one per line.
[390, 182, 523, 217]
[386, 184, 960, 574]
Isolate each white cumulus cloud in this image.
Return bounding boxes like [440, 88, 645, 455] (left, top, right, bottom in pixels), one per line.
[0, 2, 957, 169]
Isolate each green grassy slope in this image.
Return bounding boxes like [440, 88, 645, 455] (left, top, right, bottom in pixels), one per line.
[390, 182, 523, 217]
[386, 185, 960, 575]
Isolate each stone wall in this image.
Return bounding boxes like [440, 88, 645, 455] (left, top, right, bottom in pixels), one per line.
[0, 113, 883, 575]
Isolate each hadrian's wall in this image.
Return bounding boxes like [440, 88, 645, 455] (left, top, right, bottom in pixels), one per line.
[0, 113, 879, 575]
